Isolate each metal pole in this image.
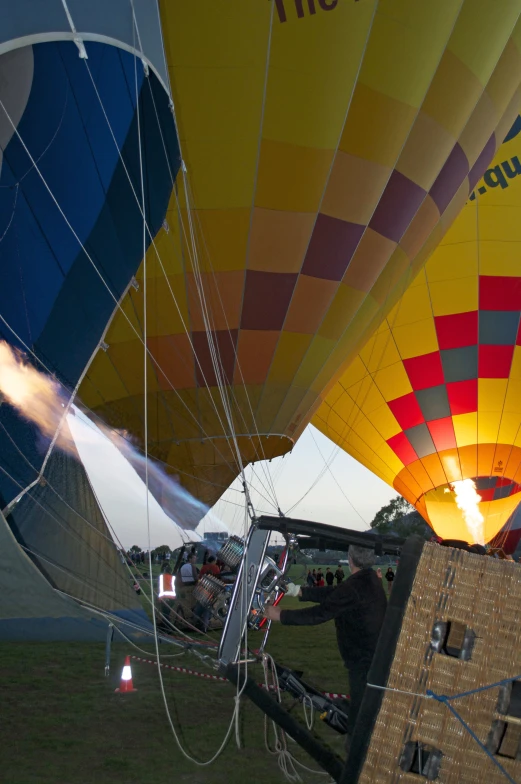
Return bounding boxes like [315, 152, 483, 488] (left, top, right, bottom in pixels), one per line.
[105, 622, 114, 676]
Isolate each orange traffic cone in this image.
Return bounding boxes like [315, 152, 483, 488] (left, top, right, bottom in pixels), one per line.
[115, 655, 137, 693]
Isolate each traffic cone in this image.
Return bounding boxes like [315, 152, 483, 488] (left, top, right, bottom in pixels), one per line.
[115, 655, 137, 693]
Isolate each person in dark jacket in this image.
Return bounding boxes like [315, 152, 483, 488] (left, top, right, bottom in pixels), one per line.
[325, 567, 334, 586]
[263, 545, 387, 739]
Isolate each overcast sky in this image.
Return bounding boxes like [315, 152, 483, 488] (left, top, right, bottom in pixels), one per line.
[69, 409, 396, 550]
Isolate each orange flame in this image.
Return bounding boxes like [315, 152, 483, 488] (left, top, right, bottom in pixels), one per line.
[0, 340, 209, 530]
[0, 341, 71, 446]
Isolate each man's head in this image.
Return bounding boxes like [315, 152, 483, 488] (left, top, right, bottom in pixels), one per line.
[348, 545, 375, 572]
[326, 567, 330, 572]
[207, 555, 216, 564]
[188, 553, 197, 563]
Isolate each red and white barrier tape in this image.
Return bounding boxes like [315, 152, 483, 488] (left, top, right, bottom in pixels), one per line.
[130, 655, 349, 700]
[131, 656, 227, 682]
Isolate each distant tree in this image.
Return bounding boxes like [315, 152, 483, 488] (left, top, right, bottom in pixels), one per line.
[129, 545, 141, 554]
[370, 496, 432, 539]
[153, 545, 171, 555]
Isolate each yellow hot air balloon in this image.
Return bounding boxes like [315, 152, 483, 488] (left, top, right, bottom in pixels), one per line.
[78, 0, 521, 508]
[314, 108, 521, 546]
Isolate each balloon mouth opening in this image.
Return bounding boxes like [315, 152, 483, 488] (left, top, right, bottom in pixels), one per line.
[423, 476, 521, 548]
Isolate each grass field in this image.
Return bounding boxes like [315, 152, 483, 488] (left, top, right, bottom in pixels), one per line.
[0, 565, 391, 783]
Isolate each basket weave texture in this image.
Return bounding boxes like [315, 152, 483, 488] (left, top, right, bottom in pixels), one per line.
[359, 543, 521, 783]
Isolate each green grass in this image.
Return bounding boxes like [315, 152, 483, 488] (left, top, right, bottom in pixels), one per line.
[0, 610, 347, 783]
[0, 565, 393, 783]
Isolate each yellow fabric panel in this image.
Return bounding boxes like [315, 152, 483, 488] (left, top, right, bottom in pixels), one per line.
[163, 3, 267, 210]
[439, 180, 474, 235]
[396, 113, 456, 191]
[255, 139, 333, 212]
[375, 441, 405, 477]
[478, 379, 508, 413]
[248, 209, 316, 273]
[344, 376, 381, 415]
[265, 0, 376, 149]
[482, 35, 521, 120]
[447, 0, 521, 88]
[149, 275, 190, 337]
[349, 415, 386, 454]
[510, 347, 521, 381]
[498, 411, 521, 444]
[477, 412, 502, 444]
[457, 91, 498, 167]
[342, 427, 379, 467]
[392, 317, 438, 360]
[428, 275, 478, 317]
[141, 221, 184, 278]
[268, 332, 313, 385]
[421, 49, 482, 139]
[318, 285, 367, 342]
[358, 0, 461, 109]
[321, 153, 391, 225]
[479, 204, 521, 276]
[359, 325, 402, 374]
[453, 412, 478, 447]
[194, 208, 251, 273]
[367, 453, 398, 487]
[104, 292, 143, 345]
[334, 356, 368, 391]
[80, 351, 130, 408]
[293, 334, 337, 388]
[339, 83, 417, 169]
[365, 404, 402, 442]
[504, 379, 521, 414]
[372, 361, 413, 403]
[390, 279, 434, 327]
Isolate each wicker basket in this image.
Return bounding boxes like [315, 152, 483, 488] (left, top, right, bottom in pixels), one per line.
[352, 543, 521, 783]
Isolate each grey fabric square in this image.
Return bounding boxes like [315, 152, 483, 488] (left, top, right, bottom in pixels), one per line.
[404, 423, 436, 458]
[475, 476, 496, 490]
[440, 346, 478, 383]
[493, 484, 514, 501]
[479, 311, 520, 345]
[415, 385, 451, 422]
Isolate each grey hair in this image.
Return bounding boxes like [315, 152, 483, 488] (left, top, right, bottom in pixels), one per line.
[348, 545, 376, 569]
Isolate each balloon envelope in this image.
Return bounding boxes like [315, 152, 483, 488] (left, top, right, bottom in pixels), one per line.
[314, 110, 521, 546]
[78, 0, 521, 507]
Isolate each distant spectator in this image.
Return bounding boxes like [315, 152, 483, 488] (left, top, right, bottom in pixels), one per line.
[334, 566, 345, 585]
[200, 555, 220, 578]
[316, 570, 325, 587]
[306, 570, 315, 587]
[180, 554, 198, 585]
[385, 567, 395, 595]
[325, 567, 334, 586]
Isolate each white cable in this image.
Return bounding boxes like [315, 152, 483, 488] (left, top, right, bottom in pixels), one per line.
[128, 13, 245, 763]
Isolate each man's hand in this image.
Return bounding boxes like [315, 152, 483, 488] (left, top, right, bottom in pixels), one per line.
[263, 604, 282, 622]
[376, 568, 383, 580]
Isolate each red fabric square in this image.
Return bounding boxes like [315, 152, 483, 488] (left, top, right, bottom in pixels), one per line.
[388, 392, 424, 429]
[435, 311, 478, 350]
[477, 488, 495, 502]
[446, 379, 478, 415]
[497, 477, 512, 487]
[479, 345, 514, 378]
[427, 417, 457, 451]
[480, 276, 521, 311]
[387, 432, 418, 465]
[403, 352, 444, 390]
